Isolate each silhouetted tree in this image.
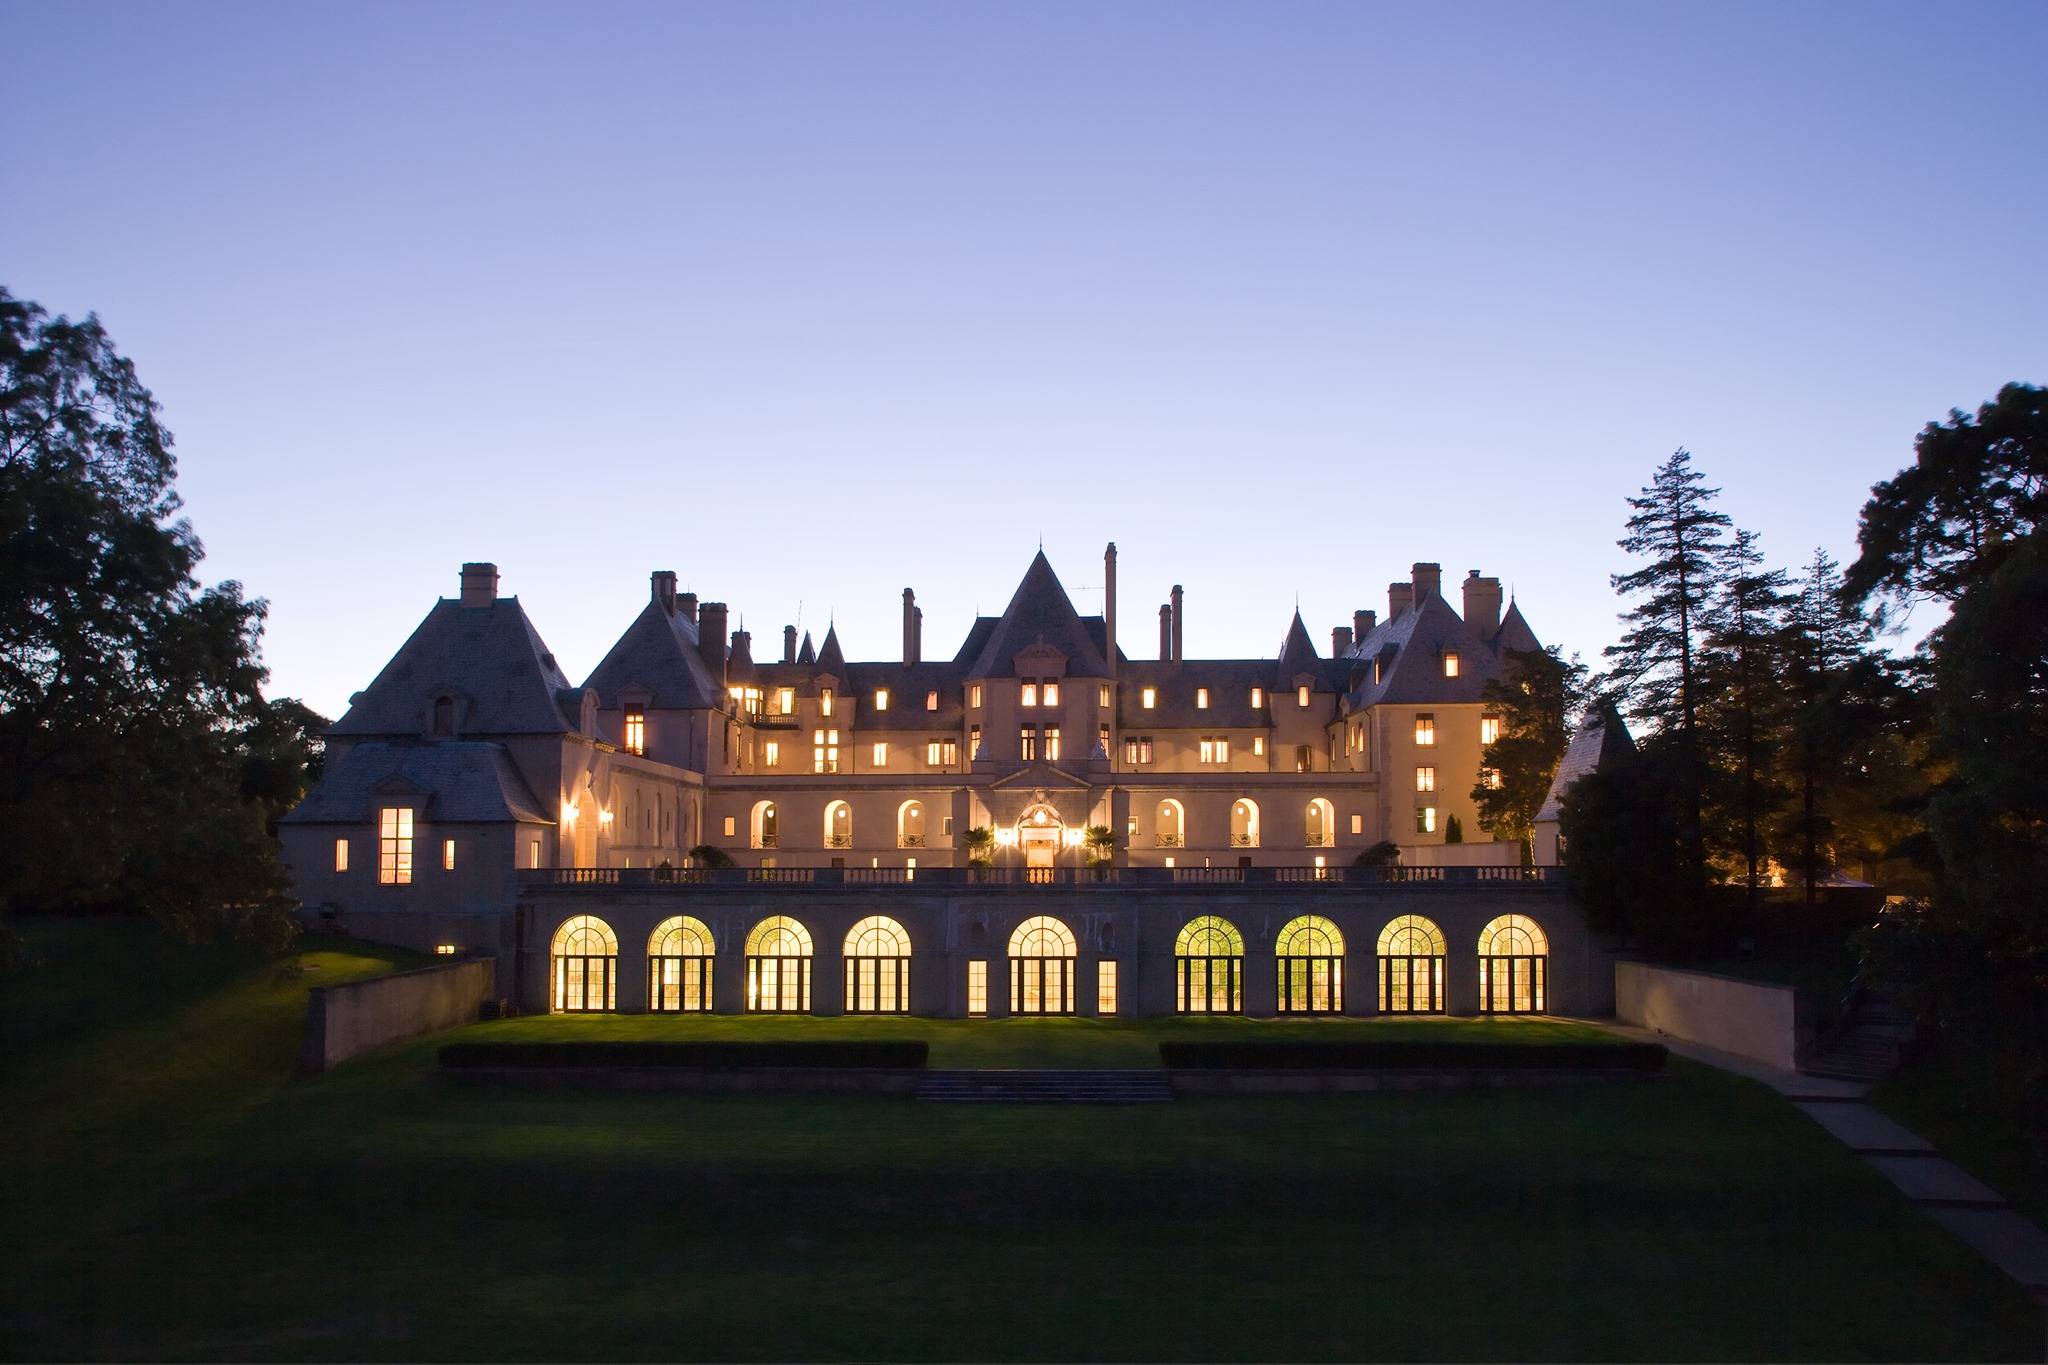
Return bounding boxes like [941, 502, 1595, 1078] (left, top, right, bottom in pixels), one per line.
[1472, 645, 1588, 860]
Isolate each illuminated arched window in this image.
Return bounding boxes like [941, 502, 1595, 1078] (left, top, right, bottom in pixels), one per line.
[898, 800, 925, 849]
[551, 914, 617, 1013]
[1230, 798, 1260, 848]
[751, 800, 778, 849]
[844, 915, 913, 1013]
[746, 915, 813, 1012]
[1008, 915, 1076, 1015]
[1174, 915, 1244, 1014]
[1478, 915, 1548, 1013]
[1275, 914, 1344, 1014]
[1305, 798, 1335, 848]
[648, 916, 714, 1013]
[1376, 914, 1446, 1014]
[1155, 799, 1185, 848]
[824, 800, 852, 850]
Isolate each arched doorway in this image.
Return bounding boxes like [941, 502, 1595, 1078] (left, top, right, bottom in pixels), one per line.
[823, 801, 852, 850]
[1230, 799, 1260, 848]
[1376, 914, 1446, 1013]
[898, 800, 925, 849]
[1479, 915, 1548, 1013]
[648, 916, 715, 1012]
[552, 915, 617, 1013]
[844, 916, 913, 1013]
[1275, 915, 1344, 1013]
[1175, 915, 1243, 1013]
[1009, 915, 1076, 1014]
[751, 800, 778, 849]
[1155, 798, 1185, 849]
[746, 915, 813, 1012]
[1305, 798, 1335, 849]
[1017, 803, 1063, 879]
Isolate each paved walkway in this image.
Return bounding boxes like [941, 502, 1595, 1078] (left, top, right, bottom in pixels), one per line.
[1579, 1019, 2048, 1301]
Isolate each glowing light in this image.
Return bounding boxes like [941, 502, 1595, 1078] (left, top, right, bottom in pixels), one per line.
[562, 801, 579, 824]
[1063, 828, 1084, 846]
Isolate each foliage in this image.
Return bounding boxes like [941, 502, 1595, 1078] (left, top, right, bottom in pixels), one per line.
[1557, 732, 1699, 948]
[685, 843, 735, 868]
[1082, 823, 1115, 864]
[0, 287, 301, 948]
[1694, 529, 1794, 906]
[1352, 840, 1400, 867]
[1443, 813, 1463, 843]
[1471, 645, 1588, 853]
[964, 824, 996, 867]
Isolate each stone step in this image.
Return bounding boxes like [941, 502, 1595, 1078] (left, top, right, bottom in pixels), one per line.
[916, 1069, 1174, 1103]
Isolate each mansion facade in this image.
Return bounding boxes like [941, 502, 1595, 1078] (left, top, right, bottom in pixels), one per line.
[280, 548, 1610, 1017]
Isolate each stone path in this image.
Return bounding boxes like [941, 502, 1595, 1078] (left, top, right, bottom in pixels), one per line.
[1582, 1020, 2048, 1302]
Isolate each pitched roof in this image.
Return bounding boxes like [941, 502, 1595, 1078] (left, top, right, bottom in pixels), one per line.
[1496, 600, 1541, 654]
[580, 597, 725, 711]
[796, 631, 816, 665]
[1536, 702, 1636, 823]
[816, 625, 845, 672]
[280, 741, 552, 825]
[966, 551, 1112, 679]
[1343, 592, 1522, 709]
[329, 597, 577, 738]
[1274, 611, 1320, 684]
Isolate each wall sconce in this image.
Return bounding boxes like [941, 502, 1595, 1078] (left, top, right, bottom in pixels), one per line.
[562, 801, 579, 824]
[1062, 828, 1084, 847]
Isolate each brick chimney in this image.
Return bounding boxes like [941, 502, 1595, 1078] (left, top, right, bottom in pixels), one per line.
[1462, 570, 1503, 642]
[1159, 604, 1172, 661]
[458, 562, 498, 607]
[678, 592, 699, 624]
[650, 570, 677, 615]
[1103, 542, 1118, 679]
[1388, 582, 1414, 619]
[1332, 626, 1353, 656]
[697, 602, 729, 688]
[903, 588, 921, 666]
[783, 625, 798, 664]
[1354, 608, 1377, 641]
[1170, 584, 1184, 666]
[1411, 562, 1442, 603]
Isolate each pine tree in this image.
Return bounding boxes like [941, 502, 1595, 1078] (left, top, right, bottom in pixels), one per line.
[1472, 645, 1589, 859]
[1698, 529, 1794, 910]
[1778, 548, 1872, 907]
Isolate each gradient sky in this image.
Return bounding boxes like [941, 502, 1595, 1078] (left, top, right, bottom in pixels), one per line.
[5, 1, 2044, 720]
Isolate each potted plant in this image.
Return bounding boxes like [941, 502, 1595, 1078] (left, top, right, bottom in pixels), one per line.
[1083, 824, 1116, 878]
[964, 825, 996, 875]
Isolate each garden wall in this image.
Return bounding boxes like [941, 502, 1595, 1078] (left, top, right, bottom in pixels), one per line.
[300, 957, 495, 1073]
[1614, 961, 1798, 1071]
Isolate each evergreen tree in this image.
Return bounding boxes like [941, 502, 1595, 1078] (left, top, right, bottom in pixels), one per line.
[1472, 645, 1588, 859]
[1696, 529, 1794, 910]
[1777, 549, 1873, 906]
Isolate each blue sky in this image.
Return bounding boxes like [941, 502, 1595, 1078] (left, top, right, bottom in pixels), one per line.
[5, 1, 2043, 718]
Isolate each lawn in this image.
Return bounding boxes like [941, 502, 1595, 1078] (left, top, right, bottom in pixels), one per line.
[1, 916, 2038, 1361]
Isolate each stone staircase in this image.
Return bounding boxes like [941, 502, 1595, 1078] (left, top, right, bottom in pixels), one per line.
[916, 1069, 1174, 1103]
[1804, 996, 1915, 1083]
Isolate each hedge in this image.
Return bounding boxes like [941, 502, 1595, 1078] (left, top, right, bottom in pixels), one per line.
[1158, 1040, 1666, 1071]
[438, 1041, 929, 1070]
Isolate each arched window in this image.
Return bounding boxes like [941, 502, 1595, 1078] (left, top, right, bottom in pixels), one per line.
[1230, 799, 1260, 848]
[746, 915, 813, 1012]
[1174, 915, 1244, 1014]
[1155, 799, 1185, 848]
[752, 800, 778, 849]
[844, 915, 913, 1013]
[824, 800, 852, 849]
[649, 916, 714, 1012]
[1478, 915, 1548, 1013]
[1008, 915, 1077, 1015]
[1376, 914, 1446, 1013]
[551, 915, 617, 1013]
[897, 800, 925, 849]
[1305, 798, 1335, 848]
[1275, 914, 1344, 1014]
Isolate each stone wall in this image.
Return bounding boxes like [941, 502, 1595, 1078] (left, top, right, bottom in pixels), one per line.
[1614, 961, 1799, 1071]
[301, 957, 497, 1073]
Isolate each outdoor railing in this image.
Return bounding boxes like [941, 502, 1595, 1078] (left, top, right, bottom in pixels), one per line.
[519, 864, 1568, 891]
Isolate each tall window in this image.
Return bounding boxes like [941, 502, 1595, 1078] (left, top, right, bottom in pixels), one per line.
[1378, 915, 1447, 1013]
[1099, 723, 1109, 756]
[1251, 687, 1264, 708]
[334, 839, 348, 872]
[1276, 915, 1345, 1013]
[820, 689, 833, 717]
[872, 742, 888, 767]
[970, 683, 983, 708]
[968, 959, 989, 1016]
[1123, 736, 1154, 764]
[1009, 916, 1077, 1015]
[1020, 681, 1038, 707]
[1296, 744, 1312, 773]
[1200, 737, 1230, 764]
[1196, 687, 1209, 709]
[552, 915, 618, 1012]
[1297, 685, 1311, 707]
[1479, 915, 1549, 1013]
[875, 689, 889, 711]
[623, 705, 645, 754]
[1045, 681, 1060, 706]
[1415, 766, 1436, 792]
[970, 724, 982, 759]
[649, 916, 714, 1012]
[1416, 806, 1437, 834]
[1253, 736, 1265, 757]
[926, 689, 939, 710]
[746, 916, 813, 1012]
[1141, 687, 1156, 709]
[1483, 767, 1503, 789]
[1045, 727, 1061, 762]
[1175, 916, 1244, 1014]
[1020, 725, 1038, 760]
[442, 838, 456, 871]
[1099, 683, 1111, 707]
[813, 728, 839, 773]
[777, 686, 795, 714]
[529, 837, 541, 869]
[1097, 960, 1119, 1016]
[1443, 652, 1460, 678]
[844, 916, 913, 1013]
[1415, 714, 1436, 746]
[763, 740, 780, 767]
[378, 807, 413, 885]
[1481, 715, 1501, 744]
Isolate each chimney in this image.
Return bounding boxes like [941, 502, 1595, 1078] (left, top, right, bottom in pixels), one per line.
[458, 562, 498, 607]
[1332, 626, 1354, 657]
[1462, 570, 1504, 642]
[1159, 604, 1173, 661]
[1103, 542, 1118, 678]
[650, 570, 677, 615]
[678, 592, 699, 624]
[783, 625, 797, 664]
[729, 628, 753, 676]
[1170, 584, 1184, 666]
[902, 588, 921, 666]
[1411, 561, 1442, 604]
[1388, 582, 1414, 619]
[1354, 609, 1377, 641]
[697, 602, 729, 688]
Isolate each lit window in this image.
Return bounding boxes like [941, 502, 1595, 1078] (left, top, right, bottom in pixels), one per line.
[1020, 725, 1038, 760]
[820, 689, 833, 717]
[1415, 714, 1436, 746]
[378, 807, 413, 885]
[926, 690, 939, 711]
[334, 839, 348, 873]
[529, 838, 541, 869]
[1444, 653, 1460, 678]
[778, 687, 795, 714]
[1416, 766, 1436, 792]
[1253, 736, 1265, 757]
[724, 816, 736, 837]
[1121, 735, 1154, 764]
[927, 740, 941, 765]
[1417, 806, 1437, 834]
[872, 742, 888, 766]
[1298, 685, 1311, 707]
[970, 683, 983, 708]
[435, 944, 458, 956]
[623, 705, 645, 755]
[1481, 715, 1501, 745]
[1044, 681, 1060, 706]
[1045, 727, 1061, 762]
[970, 724, 982, 759]
[813, 729, 840, 774]
[1484, 767, 1504, 789]
[1200, 737, 1231, 764]
[1098, 960, 1119, 1015]
[1297, 744, 1313, 773]
[1099, 723, 1109, 755]
[742, 687, 762, 715]
[1251, 687, 1264, 708]
[1099, 684, 1111, 707]
[968, 960, 988, 1016]
[1142, 687, 1156, 709]
[1351, 814, 1364, 835]
[443, 838, 456, 871]
[1197, 688, 1209, 709]
[1021, 682, 1038, 707]
[942, 815, 954, 835]
[875, 689, 889, 711]
[764, 741, 780, 767]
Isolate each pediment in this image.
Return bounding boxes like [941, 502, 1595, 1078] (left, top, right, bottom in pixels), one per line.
[616, 681, 655, 707]
[1011, 637, 1068, 677]
[989, 765, 1092, 791]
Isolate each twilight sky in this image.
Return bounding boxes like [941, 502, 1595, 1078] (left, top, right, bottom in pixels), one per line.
[4, 1, 2044, 719]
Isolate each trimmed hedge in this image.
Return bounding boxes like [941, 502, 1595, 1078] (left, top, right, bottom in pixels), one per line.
[1158, 1040, 1666, 1071]
[439, 1041, 928, 1070]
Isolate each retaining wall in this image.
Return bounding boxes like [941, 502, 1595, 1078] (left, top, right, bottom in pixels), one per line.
[1614, 960, 1799, 1071]
[301, 957, 496, 1073]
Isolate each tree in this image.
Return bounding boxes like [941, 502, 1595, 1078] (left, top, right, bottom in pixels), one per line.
[685, 844, 735, 868]
[1696, 529, 1794, 909]
[0, 286, 296, 945]
[1472, 645, 1589, 859]
[1556, 734, 1697, 949]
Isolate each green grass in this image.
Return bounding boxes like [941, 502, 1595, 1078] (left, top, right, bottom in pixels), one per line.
[1871, 1045, 2048, 1231]
[1, 917, 2038, 1361]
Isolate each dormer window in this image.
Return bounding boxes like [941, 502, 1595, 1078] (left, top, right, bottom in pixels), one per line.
[1142, 687, 1156, 709]
[1196, 688, 1209, 709]
[432, 696, 454, 737]
[1250, 687, 1263, 709]
[926, 690, 939, 711]
[1443, 653, 1460, 678]
[1020, 682, 1038, 707]
[623, 705, 645, 756]
[1297, 685, 1311, 708]
[875, 689, 890, 711]
[777, 687, 795, 715]
[821, 689, 834, 717]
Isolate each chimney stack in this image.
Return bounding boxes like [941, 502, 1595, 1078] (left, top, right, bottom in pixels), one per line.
[1354, 608, 1377, 641]
[458, 562, 499, 608]
[1332, 625, 1354, 656]
[1103, 542, 1118, 678]
[902, 589, 922, 666]
[1411, 561, 1442, 604]
[1159, 604, 1173, 661]
[697, 602, 729, 688]
[1462, 570, 1503, 642]
[650, 570, 678, 615]
[783, 625, 797, 664]
[1388, 582, 1414, 619]
[678, 592, 699, 624]
[728, 628, 753, 677]
[1170, 584, 1184, 666]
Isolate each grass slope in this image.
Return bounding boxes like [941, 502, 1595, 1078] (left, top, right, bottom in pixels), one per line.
[1, 919, 2037, 1361]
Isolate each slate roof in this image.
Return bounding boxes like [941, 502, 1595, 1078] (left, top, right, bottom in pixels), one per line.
[966, 551, 1113, 679]
[1274, 611, 1321, 685]
[1496, 600, 1541, 654]
[280, 741, 552, 825]
[1339, 591, 1543, 711]
[1116, 659, 1287, 729]
[816, 626, 845, 673]
[580, 597, 725, 710]
[329, 597, 577, 738]
[1535, 703, 1636, 823]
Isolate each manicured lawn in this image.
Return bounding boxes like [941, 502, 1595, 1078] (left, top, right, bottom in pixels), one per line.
[1871, 1045, 2048, 1231]
[1, 917, 2037, 1361]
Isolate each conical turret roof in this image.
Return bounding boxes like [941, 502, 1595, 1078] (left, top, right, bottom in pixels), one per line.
[966, 551, 1112, 678]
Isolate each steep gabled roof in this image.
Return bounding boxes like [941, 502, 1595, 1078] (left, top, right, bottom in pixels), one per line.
[796, 631, 816, 665]
[1495, 599, 1541, 655]
[1536, 703, 1635, 823]
[330, 597, 577, 738]
[1344, 591, 1516, 709]
[1274, 611, 1320, 684]
[967, 551, 1112, 679]
[581, 598, 725, 711]
[816, 625, 845, 672]
[280, 741, 552, 825]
